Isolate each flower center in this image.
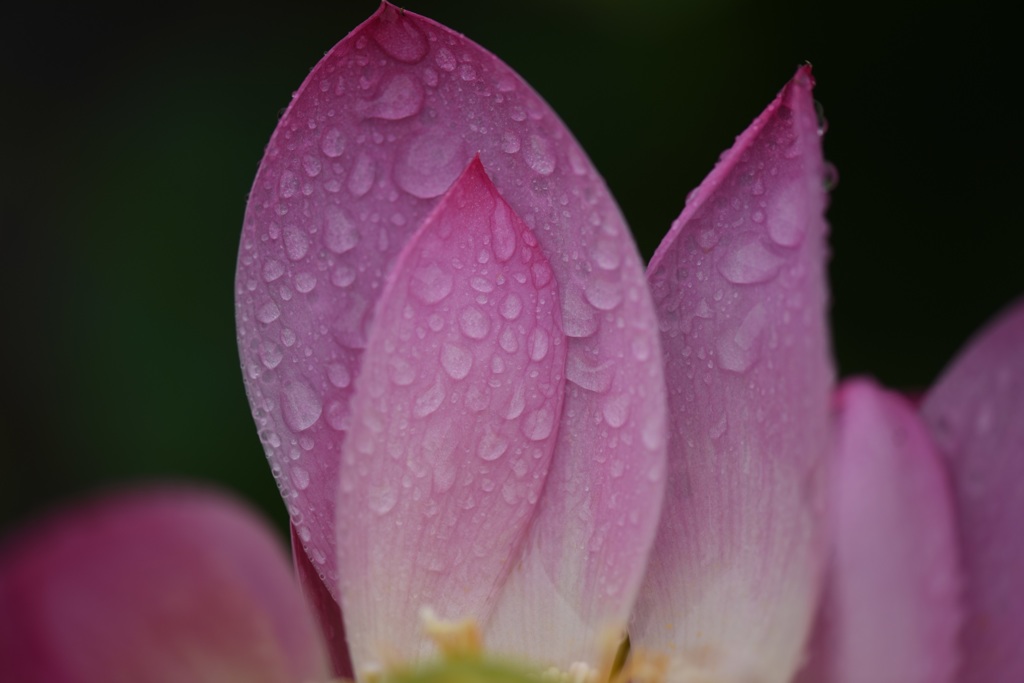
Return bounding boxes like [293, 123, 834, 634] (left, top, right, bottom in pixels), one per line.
[346, 611, 669, 683]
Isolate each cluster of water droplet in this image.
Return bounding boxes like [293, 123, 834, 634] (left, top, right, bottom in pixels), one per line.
[235, 6, 668, 639]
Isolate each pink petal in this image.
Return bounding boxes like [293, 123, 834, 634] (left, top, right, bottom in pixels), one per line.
[798, 379, 962, 683]
[234, 0, 667, 662]
[0, 488, 328, 683]
[922, 298, 1024, 683]
[291, 525, 352, 679]
[336, 158, 566, 670]
[631, 66, 834, 683]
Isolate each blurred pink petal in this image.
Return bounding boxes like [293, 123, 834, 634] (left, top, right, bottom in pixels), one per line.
[0, 488, 328, 683]
[798, 379, 961, 683]
[632, 66, 834, 683]
[235, 1, 667, 667]
[922, 298, 1024, 683]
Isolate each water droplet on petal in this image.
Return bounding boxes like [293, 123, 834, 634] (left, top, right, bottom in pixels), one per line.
[477, 427, 509, 461]
[414, 375, 447, 418]
[284, 226, 310, 261]
[257, 301, 281, 324]
[262, 259, 285, 283]
[411, 263, 454, 304]
[292, 466, 311, 491]
[348, 153, 376, 198]
[373, 12, 428, 63]
[441, 342, 473, 380]
[323, 205, 361, 254]
[491, 202, 517, 262]
[717, 234, 785, 284]
[282, 380, 323, 432]
[394, 130, 465, 199]
[522, 404, 555, 441]
[368, 484, 399, 515]
[602, 393, 630, 428]
[459, 305, 490, 339]
[360, 74, 424, 120]
[320, 127, 346, 158]
[500, 293, 523, 321]
[523, 134, 556, 176]
[716, 303, 768, 373]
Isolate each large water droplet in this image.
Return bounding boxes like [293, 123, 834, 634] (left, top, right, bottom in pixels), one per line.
[414, 375, 446, 418]
[324, 205, 360, 254]
[716, 303, 768, 373]
[411, 263, 454, 304]
[477, 427, 509, 461]
[717, 234, 785, 284]
[522, 405, 555, 441]
[368, 484, 399, 515]
[360, 74, 424, 120]
[523, 134, 556, 176]
[459, 305, 490, 340]
[491, 202, 517, 262]
[282, 380, 323, 432]
[394, 130, 464, 199]
[527, 327, 549, 361]
[320, 127, 346, 158]
[602, 393, 630, 428]
[284, 225, 310, 261]
[348, 153, 376, 198]
[262, 259, 285, 283]
[372, 11, 428, 63]
[257, 301, 281, 324]
[292, 466, 311, 491]
[566, 350, 615, 393]
[441, 342, 473, 380]
[500, 293, 523, 321]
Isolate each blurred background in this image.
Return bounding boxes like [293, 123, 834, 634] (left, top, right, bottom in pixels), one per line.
[3, 0, 1020, 536]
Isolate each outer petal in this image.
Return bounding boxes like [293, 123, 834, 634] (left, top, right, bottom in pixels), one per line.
[0, 487, 328, 683]
[234, 0, 667, 664]
[922, 298, 1024, 683]
[336, 159, 566, 670]
[631, 66, 834, 683]
[798, 379, 962, 683]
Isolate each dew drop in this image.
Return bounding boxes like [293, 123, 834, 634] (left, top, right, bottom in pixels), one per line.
[717, 234, 785, 284]
[414, 376, 447, 418]
[262, 259, 285, 283]
[332, 265, 357, 288]
[284, 226, 310, 261]
[459, 305, 490, 340]
[292, 466, 311, 491]
[500, 293, 523, 321]
[394, 130, 464, 199]
[257, 301, 281, 324]
[716, 303, 767, 373]
[527, 327, 549, 362]
[368, 484, 399, 515]
[501, 131, 521, 154]
[435, 48, 456, 72]
[583, 279, 623, 311]
[566, 351, 615, 393]
[373, 13, 428, 63]
[389, 358, 416, 386]
[522, 405, 555, 441]
[295, 272, 317, 293]
[320, 127, 346, 158]
[411, 263, 454, 304]
[361, 74, 424, 120]
[523, 134, 556, 176]
[279, 170, 299, 198]
[602, 393, 630, 428]
[282, 380, 323, 432]
[491, 202, 517, 262]
[348, 153, 376, 198]
[323, 205, 361, 254]
[499, 327, 519, 353]
[477, 427, 509, 461]
[260, 341, 283, 369]
[302, 154, 322, 178]
[441, 342, 473, 380]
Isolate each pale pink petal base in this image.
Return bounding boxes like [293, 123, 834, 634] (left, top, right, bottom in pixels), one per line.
[798, 379, 961, 683]
[632, 66, 833, 683]
[0, 488, 328, 683]
[923, 298, 1024, 683]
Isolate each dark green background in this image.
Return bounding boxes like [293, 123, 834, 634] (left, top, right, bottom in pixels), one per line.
[3, 0, 1020, 536]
